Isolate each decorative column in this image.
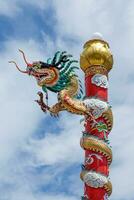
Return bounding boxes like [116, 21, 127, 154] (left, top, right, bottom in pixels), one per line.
[80, 34, 113, 200]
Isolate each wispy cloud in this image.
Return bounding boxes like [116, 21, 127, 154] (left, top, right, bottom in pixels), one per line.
[0, 0, 134, 200]
[0, 0, 50, 17]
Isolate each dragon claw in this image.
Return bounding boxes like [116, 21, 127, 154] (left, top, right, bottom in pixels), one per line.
[18, 49, 23, 53]
[37, 91, 42, 94]
[35, 91, 50, 113]
[51, 113, 59, 118]
[49, 108, 59, 117]
[37, 91, 43, 97]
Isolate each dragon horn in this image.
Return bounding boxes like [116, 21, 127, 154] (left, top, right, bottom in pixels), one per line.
[9, 61, 28, 74]
[18, 49, 33, 67]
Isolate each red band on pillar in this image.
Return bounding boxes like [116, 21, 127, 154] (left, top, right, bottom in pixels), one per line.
[85, 75, 108, 101]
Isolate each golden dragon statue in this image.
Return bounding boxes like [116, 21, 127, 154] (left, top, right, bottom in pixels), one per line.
[9, 46, 113, 197]
[9, 50, 91, 117]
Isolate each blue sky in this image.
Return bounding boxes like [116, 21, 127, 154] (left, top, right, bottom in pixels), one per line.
[0, 0, 134, 200]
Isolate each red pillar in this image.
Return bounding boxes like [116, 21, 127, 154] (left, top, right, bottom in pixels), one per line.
[80, 35, 113, 200]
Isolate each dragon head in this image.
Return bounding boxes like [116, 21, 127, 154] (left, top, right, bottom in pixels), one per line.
[26, 61, 60, 87]
[9, 50, 80, 94]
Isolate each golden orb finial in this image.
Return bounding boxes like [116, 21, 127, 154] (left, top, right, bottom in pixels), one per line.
[80, 33, 113, 73]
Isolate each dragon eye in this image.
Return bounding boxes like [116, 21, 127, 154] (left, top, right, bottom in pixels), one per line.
[33, 63, 41, 69]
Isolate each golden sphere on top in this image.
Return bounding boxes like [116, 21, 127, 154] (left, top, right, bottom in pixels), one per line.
[80, 36, 113, 73]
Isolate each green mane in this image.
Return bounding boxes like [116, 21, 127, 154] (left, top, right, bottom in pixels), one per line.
[42, 51, 83, 99]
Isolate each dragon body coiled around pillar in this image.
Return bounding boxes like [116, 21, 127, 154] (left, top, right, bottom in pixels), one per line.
[10, 48, 113, 199]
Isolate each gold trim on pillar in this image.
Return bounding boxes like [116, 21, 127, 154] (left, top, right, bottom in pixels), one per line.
[104, 181, 112, 196]
[80, 136, 112, 165]
[85, 65, 108, 77]
[102, 108, 113, 132]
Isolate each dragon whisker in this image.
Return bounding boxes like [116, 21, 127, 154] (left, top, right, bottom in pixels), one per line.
[9, 61, 28, 74]
[18, 49, 32, 67]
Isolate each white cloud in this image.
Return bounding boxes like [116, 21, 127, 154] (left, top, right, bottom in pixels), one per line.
[24, 114, 83, 166]
[0, 38, 53, 168]
[0, 36, 83, 200]
[110, 105, 134, 199]
[39, 194, 77, 200]
[0, 0, 50, 17]
[0, 0, 20, 17]
[1, 0, 134, 200]
[52, 0, 115, 41]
